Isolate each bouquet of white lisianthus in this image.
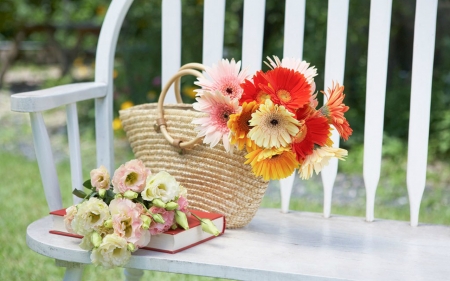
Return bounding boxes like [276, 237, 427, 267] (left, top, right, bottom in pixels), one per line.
[64, 159, 219, 268]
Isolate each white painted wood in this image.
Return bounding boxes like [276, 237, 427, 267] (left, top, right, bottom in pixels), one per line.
[321, 0, 349, 218]
[11, 1, 446, 280]
[94, 0, 133, 173]
[279, 174, 295, 213]
[62, 268, 83, 281]
[29, 112, 62, 212]
[407, 0, 438, 227]
[278, 0, 306, 214]
[162, 0, 181, 104]
[241, 0, 266, 74]
[66, 103, 83, 205]
[283, 0, 306, 59]
[202, 0, 225, 66]
[124, 268, 144, 281]
[10, 82, 106, 112]
[55, 261, 83, 281]
[363, 0, 392, 222]
[28, 209, 450, 280]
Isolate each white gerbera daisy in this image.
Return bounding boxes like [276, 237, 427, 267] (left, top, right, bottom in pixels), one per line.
[298, 146, 347, 179]
[248, 99, 300, 148]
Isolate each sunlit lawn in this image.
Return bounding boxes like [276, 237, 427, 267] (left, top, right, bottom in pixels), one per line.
[1, 133, 449, 280]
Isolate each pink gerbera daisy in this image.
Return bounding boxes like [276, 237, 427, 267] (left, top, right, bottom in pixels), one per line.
[192, 91, 240, 151]
[195, 59, 249, 100]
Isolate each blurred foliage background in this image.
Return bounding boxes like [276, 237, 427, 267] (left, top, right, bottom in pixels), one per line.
[1, 0, 449, 160]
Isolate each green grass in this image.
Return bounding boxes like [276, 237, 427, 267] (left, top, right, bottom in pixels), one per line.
[1, 136, 449, 280]
[0, 151, 231, 280]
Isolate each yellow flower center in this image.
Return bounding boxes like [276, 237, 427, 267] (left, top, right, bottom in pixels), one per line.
[277, 89, 292, 103]
[89, 213, 100, 224]
[256, 91, 271, 103]
[125, 172, 138, 185]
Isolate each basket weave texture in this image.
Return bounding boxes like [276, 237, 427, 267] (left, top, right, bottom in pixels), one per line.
[120, 103, 269, 228]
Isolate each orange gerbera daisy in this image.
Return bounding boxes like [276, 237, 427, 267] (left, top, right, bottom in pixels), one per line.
[259, 67, 312, 113]
[239, 71, 271, 105]
[292, 111, 331, 162]
[319, 82, 353, 140]
[228, 101, 259, 151]
[244, 147, 299, 181]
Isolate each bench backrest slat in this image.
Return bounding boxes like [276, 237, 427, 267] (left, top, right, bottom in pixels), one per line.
[241, 0, 266, 74]
[321, 0, 350, 218]
[363, 0, 392, 222]
[407, 0, 438, 226]
[202, 0, 226, 67]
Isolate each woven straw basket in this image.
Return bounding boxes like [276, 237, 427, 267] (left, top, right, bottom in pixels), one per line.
[119, 63, 269, 228]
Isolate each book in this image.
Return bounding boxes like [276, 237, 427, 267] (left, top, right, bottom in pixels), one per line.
[50, 209, 225, 254]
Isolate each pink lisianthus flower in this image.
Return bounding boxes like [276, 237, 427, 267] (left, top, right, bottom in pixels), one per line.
[192, 91, 239, 152]
[109, 198, 150, 247]
[195, 58, 249, 100]
[90, 165, 111, 191]
[177, 196, 190, 214]
[112, 159, 150, 193]
[63, 205, 77, 234]
[149, 207, 175, 235]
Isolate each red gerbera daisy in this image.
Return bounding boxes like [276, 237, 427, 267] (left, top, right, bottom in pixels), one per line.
[239, 71, 271, 105]
[292, 110, 331, 162]
[259, 67, 312, 113]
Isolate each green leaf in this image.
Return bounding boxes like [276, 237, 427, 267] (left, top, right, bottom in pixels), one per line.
[83, 179, 94, 190]
[72, 189, 87, 199]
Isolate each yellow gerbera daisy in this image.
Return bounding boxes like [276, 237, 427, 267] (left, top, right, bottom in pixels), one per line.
[248, 99, 300, 149]
[228, 101, 259, 151]
[245, 147, 299, 181]
[298, 146, 347, 180]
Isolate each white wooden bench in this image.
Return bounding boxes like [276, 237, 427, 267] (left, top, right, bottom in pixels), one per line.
[10, 0, 450, 280]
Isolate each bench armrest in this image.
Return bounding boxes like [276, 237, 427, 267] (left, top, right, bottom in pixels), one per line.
[10, 82, 108, 113]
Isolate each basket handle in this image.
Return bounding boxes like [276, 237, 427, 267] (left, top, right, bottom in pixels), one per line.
[157, 63, 206, 149]
[173, 63, 206, 102]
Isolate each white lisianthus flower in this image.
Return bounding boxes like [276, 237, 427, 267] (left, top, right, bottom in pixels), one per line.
[79, 232, 94, 251]
[90, 234, 131, 268]
[71, 197, 110, 236]
[141, 171, 181, 203]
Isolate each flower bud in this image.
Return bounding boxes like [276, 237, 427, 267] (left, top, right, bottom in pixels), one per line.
[91, 232, 102, 248]
[103, 219, 113, 228]
[127, 242, 136, 252]
[141, 215, 151, 230]
[123, 190, 138, 200]
[175, 210, 189, 230]
[171, 223, 178, 230]
[165, 202, 178, 211]
[201, 219, 220, 236]
[152, 198, 166, 208]
[114, 193, 123, 199]
[98, 189, 106, 198]
[152, 213, 165, 224]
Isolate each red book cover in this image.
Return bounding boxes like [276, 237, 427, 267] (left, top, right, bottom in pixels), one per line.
[50, 209, 225, 254]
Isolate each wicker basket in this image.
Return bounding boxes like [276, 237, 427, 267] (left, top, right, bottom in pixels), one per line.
[119, 64, 269, 228]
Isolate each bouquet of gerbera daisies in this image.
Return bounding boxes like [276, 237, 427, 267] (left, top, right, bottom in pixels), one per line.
[192, 56, 352, 181]
[64, 159, 219, 268]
